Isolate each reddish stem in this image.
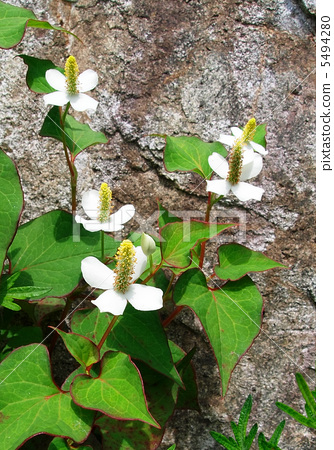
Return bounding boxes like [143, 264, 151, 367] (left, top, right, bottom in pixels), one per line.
[97, 315, 118, 351]
[199, 191, 212, 268]
[162, 305, 184, 328]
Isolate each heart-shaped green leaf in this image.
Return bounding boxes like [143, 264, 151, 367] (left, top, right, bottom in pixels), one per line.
[0, 1, 79, 49]
[7, 210, 120, 298]
[53, 328, 100, 369]
[174, 269, 263, 396]
[0, 150, 23, 278]
[18, 55, 64, 93]
[40, 106, 108, 159]
[215, 244, 285, 281]
[71, 306, 182, 386]
[163, 136, 227, 178]
[0, 344, 94, 448]
[160, 220, 234, 268]
[94, 343, 193, 450]
[70, 351, 159, 427]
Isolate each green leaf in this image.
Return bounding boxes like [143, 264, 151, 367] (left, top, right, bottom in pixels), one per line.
[71, 306, 182, 386]
[0, 1, 79, 49]
[170, 343, 199, 411]
[18, 55, 64, 93]
[215, 244, 285, 281]
[174, 270, 263, 396]
[237, 395, 253, 445]
[295, 373, 316, 418]
[0, 324, 43, 361]
[40, 106, 108, 159]
[160, 220, 234, 268]
[157, 201, 182, 228]
[70, 351, 159, 427]
[276, 373, 316, 429]
[0, 272, 52, 310]
[163, 136, 227, 178]
[48, 437, 93, 450]
[210, 431, 238, 449]
[94, 345, 191, 450]
[253, 124, 267, 148]
[53, 328, 100, 368]
[0, 344, 94, 448]
[275, 402, 316, 429]
[7, 210, 120, 298]
[258, 420, 285, 449]
[0, 150, 23, 278]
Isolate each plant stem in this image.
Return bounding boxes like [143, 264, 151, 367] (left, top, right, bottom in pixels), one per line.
[198, 191, 213, 268]
[140, 261, 163, 285]
[58, 104, 77, 214]
[163, 305, 184, 328]
[85, 315, 119, 374]
[97, 315, 119, 351]
[163, 192, 216, 327]
[101, 230, 105, 262]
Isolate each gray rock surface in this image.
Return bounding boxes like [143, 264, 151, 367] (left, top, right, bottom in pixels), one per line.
[0, 0, 315, 448]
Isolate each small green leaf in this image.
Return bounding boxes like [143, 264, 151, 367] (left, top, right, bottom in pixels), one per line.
[210, 431, 238, 449]
[237, 395, 253, 442]
[0, 1, 79, 49]
[174, 270, 263, 396]
[7, 210, 120, 298]
[160, 220, 234, 268]
[0, 150, 23, 279]
[40, 106, 108, 159]
[253, 124, 267, 148]
[0, 344, 94, 448]
[19, 55, 64, 93]
[53, 328, 100, 368]
[275, 402, 316, 429]
[295, 373, 316, 418]
[215, 244, 285, 281]
[70, 351, 159, 427]
[164, 136, 227, 178]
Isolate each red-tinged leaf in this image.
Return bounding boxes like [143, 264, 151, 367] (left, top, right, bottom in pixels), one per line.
[0, 344, 94, 448]
[174, 269, 263, 396]
[70, 351, 159, 428]
[160, 220, 234, 268]
[52, 328, 100, 368]
[215, 244, 285, 281]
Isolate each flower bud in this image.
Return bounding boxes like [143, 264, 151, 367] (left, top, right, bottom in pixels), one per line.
[141, 233, 156, 256]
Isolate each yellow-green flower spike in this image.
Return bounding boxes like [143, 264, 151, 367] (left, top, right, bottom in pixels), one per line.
[65, 56, 79, 95]
[241, 118, 256, 143]
[227, 118, 257, 185]
[98, 183, 113, 223]
[113, 240, 137, 294]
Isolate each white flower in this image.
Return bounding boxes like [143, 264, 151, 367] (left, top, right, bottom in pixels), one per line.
[219, 126, 267, 156]
[206, 152, 264, 201]
[75, 184, 135, 232]
[43, 56, 98, 112]
[81, 248, 163, 316]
